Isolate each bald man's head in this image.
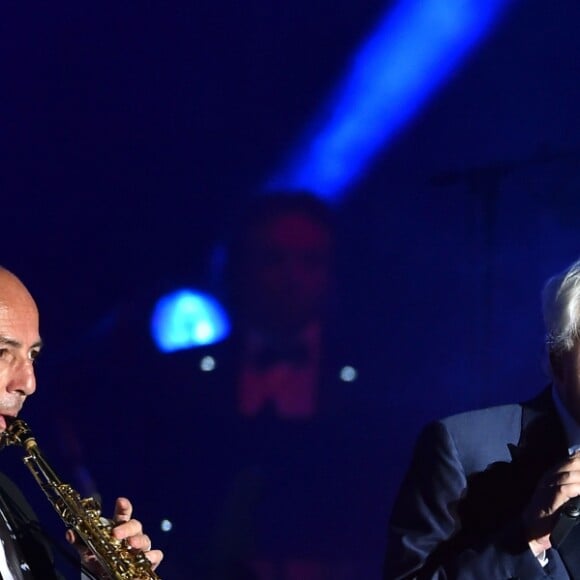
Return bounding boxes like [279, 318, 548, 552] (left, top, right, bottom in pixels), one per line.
[0, 268, 37, 313]
[0, 268, 41, 429]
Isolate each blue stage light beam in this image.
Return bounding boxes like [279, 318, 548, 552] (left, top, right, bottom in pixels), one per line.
[266, 0, 513, 201]
[151, 289, 231, 353]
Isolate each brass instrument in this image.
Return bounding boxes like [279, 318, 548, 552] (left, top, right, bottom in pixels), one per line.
[0, 418, 160, 580]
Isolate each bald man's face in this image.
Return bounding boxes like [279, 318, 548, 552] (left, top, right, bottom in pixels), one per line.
[0, 271, 41, 431]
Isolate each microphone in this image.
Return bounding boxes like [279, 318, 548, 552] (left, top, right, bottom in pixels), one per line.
[550, 496, 580, 548]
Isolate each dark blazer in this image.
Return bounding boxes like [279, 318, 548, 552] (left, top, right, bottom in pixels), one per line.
[385, 387, 580, 580]
[0, 471, 62, 579]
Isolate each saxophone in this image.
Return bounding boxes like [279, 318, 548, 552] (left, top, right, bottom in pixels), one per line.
[0, 417, 160, 580]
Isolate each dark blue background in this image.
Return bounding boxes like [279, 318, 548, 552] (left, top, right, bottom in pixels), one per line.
[3, 0, 580, 576]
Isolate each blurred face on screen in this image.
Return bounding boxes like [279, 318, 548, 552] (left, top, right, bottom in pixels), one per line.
[242, 211, 334, 335]
[0, 269, 40, 431]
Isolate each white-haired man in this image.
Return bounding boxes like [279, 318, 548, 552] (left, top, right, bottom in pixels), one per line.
[385, 258, 580, 579]
[0, 267, 163, 578]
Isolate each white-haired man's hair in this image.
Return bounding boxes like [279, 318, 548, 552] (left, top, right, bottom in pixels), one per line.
[543, 258, 580, 356]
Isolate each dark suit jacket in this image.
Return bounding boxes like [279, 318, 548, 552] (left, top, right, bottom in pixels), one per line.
[385, 387, 580, 580]
[0, 471, 62, 579]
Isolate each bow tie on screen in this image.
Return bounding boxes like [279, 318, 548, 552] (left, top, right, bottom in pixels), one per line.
[252, 341, 310, 369]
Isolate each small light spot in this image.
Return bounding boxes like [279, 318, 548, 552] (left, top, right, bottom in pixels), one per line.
[161, 519, 173, 532]
[200, 355, 216, 372]
[339, 365, 358, 382]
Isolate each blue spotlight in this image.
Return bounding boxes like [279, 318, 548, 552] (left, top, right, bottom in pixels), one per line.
[267, 0, 512, 200]
[151, 289, 231, 353]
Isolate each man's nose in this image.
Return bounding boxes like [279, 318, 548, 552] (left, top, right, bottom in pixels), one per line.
[8, 360, 36, 396]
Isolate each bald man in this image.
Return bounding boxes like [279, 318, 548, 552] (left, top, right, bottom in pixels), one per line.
[0, 267, 163, 579]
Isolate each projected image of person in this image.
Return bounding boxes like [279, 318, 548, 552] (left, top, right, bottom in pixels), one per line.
[385, 256, 580, 578]
[156, 192, 386, 580]
[0, 266, 163, 579]
[226, 192, 339, 420]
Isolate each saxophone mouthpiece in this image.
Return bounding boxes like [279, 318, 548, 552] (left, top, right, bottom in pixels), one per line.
[0, 416, 13, 449]
[0, 417, 33, 450]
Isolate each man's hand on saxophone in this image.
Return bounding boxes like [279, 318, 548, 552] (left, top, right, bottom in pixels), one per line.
[111, 497, 162, 563]
[66, 496, 164, 578]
